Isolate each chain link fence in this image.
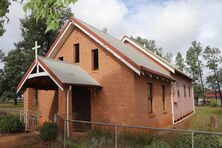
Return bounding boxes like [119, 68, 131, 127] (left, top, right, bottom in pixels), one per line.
[59, 119, 222, 148]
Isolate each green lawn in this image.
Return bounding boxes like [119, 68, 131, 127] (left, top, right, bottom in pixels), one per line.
[0, 102, 23, 111]
[175, 106, 222, 132]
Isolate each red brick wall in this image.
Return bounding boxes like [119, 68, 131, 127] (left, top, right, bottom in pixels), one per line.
[54, 28, 135, 125]
[50, 27, 173, 127]
[38, 90, 58, 125]
[133, 74, 173, 127]
[24, 88, 35, 112]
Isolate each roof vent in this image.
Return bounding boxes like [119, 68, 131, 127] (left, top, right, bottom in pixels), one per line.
[102, 28, 107, 33]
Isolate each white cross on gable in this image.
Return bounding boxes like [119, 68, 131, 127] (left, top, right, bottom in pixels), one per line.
[32, 41, 41, 63]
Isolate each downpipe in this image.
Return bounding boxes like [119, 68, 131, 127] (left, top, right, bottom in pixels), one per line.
[66, 86, 72, 137]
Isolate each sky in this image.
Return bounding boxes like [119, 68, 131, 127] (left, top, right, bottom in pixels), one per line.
[1, 0, 222, 60]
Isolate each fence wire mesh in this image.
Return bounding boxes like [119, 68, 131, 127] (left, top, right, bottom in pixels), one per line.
[60, 119, 222, 148]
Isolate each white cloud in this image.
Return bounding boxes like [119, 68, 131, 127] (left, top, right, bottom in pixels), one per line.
[71, 0, 128, 38]
[0, 1, 25, 54]
[123, 0, 222, 55]
[1, 0, 222, 58]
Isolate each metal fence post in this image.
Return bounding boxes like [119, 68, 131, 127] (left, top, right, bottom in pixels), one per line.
[64, 120, 67, 148]
[192, 132, 194, 148]
[115, 125, 118, 148]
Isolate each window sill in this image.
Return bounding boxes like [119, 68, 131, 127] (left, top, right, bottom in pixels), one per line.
[92, 70, 99, 73]
[148, 113, 155, 117]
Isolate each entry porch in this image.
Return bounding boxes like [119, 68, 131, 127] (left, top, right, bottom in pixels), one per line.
[17, 56, 101, 135]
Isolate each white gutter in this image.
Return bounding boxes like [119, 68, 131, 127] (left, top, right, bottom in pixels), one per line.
[66, 86, 72, 137]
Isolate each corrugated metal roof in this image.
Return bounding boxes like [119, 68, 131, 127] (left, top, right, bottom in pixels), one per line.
[76, 18, 172, 79]
[39, 56, 101, 87]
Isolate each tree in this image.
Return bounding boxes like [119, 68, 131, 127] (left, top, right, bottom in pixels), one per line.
[131, 36, 163, 57]
[16, 8, 73, 70]
[186, 41, 205, 103]
[23, 0, 77, 32]
[203, 46, 222, 105]
[0, 0, 10, 36]
[1, 49, 25, 104]
[164, 52, 173, 63]
[175, 52, 185, 71]
[0, 0, 76, 34]
[0, 9, 73, 104]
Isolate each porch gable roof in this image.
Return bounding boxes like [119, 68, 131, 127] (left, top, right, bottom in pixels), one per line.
[17, 56, 102, 93]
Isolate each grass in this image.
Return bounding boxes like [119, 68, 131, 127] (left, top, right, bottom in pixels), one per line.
[174, 106, 222, 132]
[0, 102, 23, 111]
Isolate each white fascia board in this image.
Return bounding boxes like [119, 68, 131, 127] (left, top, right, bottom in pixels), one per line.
[47, 22, 72, 58]
[73, 23, 141, 75]
[28, 72, 48, 79]
[17, 62, 37, 93]
[122, 37, 175, 73]
[173, 112, 194, 124]
[38, 63, 64, 91]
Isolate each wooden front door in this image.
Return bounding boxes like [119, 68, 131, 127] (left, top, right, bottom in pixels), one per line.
[72, 87, 91, 131]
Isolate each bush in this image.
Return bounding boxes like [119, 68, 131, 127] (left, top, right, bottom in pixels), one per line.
[123, 131, 153, 146]
[0, 114, 24, 133]
[173, 134, 222, 148]
[88, 127, 113, 146]
[148, 140, 170, 148]
[39, 122, 58, 142]
[210, 99, 218, 107]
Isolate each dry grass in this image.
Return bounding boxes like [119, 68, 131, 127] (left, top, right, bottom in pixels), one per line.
[175, 106, 222, 132]
[0, 101, 23, 111]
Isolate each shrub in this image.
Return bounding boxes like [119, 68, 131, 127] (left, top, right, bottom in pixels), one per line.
[123, 131, 153, 146]
[210, 99, 218, 107]
[148, 140, 170, 148]
[39, 122, 58, 142]
[88, 127, 113, 146]
[173, 134, 222, 148]
[0, 114, 24, 133]
[65, 138, 87, 148]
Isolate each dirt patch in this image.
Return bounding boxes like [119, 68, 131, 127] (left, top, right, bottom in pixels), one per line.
[0, 132, 40, 148]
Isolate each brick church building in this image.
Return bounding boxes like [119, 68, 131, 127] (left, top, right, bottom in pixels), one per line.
[17, 17, 195, 134]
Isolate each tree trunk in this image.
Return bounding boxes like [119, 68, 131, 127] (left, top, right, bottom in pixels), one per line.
[14, 98, 17, 105]
[197, 55, 205, 105]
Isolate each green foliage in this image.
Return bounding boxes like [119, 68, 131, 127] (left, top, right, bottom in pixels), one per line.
[123, 131, 153, 146]
[131, 36, 163, 57]
[65, 138, 86, 148]
[210, 99, 218, 107]
[0, 9, 72, 103]
[39, 122, 59, 142]
[23, 0, 77, 32]
[203, 46, 222, 100]
[0, 0, 10, 36]
[186, 41, 205, 100]
[0, 114, 24, 133]
[164, 53, 173, 63]
[173, 134, 222, 148]
[148, 140, 170, 148]
[88, 127, 113, 146]
[175, 52, 185, 71]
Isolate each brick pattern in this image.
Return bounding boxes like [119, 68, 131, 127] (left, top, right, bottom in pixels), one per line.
[38, 90, 58, 125]
[24, 88, 35, 112]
